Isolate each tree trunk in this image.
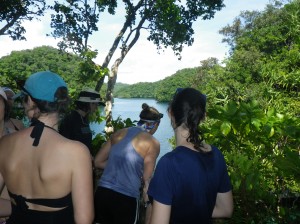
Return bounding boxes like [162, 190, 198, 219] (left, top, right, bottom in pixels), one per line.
[104, 62, 119, 134]
[103, 14, 146, 131]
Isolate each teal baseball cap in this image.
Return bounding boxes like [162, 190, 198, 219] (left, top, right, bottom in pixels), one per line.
[15, 71, 67, 102]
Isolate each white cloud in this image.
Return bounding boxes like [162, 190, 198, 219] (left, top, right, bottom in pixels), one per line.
[0, 0, 271, 84]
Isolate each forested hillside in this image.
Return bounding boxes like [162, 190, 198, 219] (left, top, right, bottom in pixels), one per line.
[0, 46, 106, 98]
[114, 81, 157, 98]
[114, 67, 199, 101]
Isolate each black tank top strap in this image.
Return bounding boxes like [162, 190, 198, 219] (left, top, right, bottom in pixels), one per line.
[8, 190, 72, 208]
[30, 118, 57, 147]
[24, 193, 72, 208]
[30, 118, 45, 146]
[8, 191, 29, 211]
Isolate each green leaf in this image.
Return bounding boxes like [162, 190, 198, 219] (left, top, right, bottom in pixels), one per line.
[251, 118, 261, 130]
[269, 126, 275, 137]
[221, 121, 231, 136]
[226, 101, 238, 116]
[276, 113, 284, 119]
[244, 123, 250, 135]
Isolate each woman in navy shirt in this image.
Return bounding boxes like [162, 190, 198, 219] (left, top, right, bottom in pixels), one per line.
[148, 88, 233, 224]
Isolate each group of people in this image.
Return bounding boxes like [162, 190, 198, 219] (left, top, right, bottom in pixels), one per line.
[0, 70, 233, 224]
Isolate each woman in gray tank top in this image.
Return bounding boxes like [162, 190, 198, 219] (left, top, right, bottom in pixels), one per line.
[94, 103, 163, 224]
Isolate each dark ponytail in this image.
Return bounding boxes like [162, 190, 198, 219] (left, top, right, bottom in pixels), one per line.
[169, 88, 207, 153]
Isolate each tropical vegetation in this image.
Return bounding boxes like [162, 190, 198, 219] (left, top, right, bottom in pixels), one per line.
[0, 0, 299, 223]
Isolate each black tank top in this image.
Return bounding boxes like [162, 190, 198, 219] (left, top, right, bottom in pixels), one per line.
[7, 191, 74, 224]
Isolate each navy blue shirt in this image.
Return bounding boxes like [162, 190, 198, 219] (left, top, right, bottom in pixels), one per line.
[148, 145, 232, 224]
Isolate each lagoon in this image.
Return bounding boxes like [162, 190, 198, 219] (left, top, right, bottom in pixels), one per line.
[91, 98, 174, 161]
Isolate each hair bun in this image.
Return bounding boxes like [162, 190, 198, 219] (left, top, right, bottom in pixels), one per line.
[142, 103, 149, 110]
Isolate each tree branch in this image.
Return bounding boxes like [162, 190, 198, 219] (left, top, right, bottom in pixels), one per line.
[0, 17, 20, 36]
[95, 0, 144, 91]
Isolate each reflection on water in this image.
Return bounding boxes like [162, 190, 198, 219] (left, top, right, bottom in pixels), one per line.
[91, 98, 174, 161]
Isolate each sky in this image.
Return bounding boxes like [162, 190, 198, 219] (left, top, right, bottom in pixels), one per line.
[0, 0, 272, 84]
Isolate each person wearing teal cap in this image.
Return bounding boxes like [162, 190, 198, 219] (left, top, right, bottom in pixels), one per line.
[14, 71, 67, 102]
[0, 71, 94, 224]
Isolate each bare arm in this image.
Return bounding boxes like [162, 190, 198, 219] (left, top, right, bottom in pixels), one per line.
[94, 139, 112, 169]
[142, 138, 160, 202]
[0, 198, 11, 217]
[0, 173, 11, 217]
[150, 200, 171, 224]
[212, 191, 234, 218]
[145, 205, 152, 224]
[72, 144, 94, 224]
[143, 139, 160, 224]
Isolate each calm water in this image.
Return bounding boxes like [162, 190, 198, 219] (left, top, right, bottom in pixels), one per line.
[91, 98, 174, 161]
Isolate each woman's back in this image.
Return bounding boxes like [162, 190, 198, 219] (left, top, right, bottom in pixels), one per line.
[2, 127, 73, 198]
[149, 145, 231, 223]
[0, 71, 94, 224]
[148, 88, 233, 224]
[0, 119, 93, 224]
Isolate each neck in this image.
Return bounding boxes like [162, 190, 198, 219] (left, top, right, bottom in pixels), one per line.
[35, 113, 59, 131]
[174, 125, 211, 152]
[174, 125, 195, 150]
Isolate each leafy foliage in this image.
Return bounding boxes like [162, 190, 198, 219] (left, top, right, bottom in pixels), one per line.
[0, 46, 99, 98]
[0, 0, 46, 40]
[166, 1, 300, 222]
[219, 0, 299, 115]
[146, 0, 225, 58]
[203, 100, 300, 223]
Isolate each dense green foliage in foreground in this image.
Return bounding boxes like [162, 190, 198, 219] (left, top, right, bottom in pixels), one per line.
[0, 1, 299, 223]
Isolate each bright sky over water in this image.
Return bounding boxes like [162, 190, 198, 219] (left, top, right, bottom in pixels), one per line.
[0, 0, 272, 84]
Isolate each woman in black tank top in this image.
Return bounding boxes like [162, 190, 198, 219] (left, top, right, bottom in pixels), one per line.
[0, 72, 94, 224]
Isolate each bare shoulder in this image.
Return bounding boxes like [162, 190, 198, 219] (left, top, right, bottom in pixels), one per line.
[135, 131, 160, 152]
[52, 136, 92, 168]
[139, 131, 159, 144]
[110, 128, 128, 144]
[0, 128, 25, 146]
[60, 135, 90, 156]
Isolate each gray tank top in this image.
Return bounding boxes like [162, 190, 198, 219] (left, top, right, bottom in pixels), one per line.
[99, 127, 144, 198]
